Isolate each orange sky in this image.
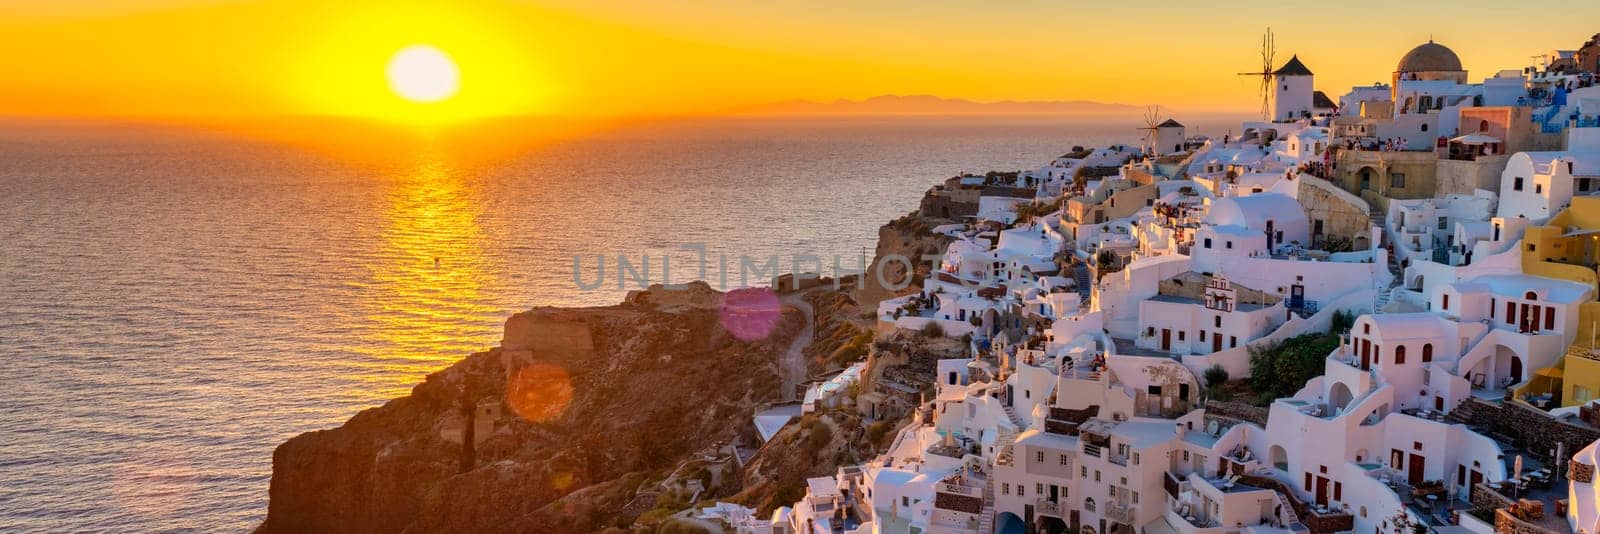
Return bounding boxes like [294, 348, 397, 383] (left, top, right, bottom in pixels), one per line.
[2, 0, 1596, 122]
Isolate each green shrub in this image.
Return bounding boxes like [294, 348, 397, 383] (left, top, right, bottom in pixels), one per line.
[1248, 333, 1338, 403]
[1331, 310, 1355, 334]
[1203, 365, 1229, 388]
[921, 322, 945, 338]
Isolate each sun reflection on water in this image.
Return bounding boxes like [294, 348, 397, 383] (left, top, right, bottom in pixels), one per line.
[351, 153, 506, 397]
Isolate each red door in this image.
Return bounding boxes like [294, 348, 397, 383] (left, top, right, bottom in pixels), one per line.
[1315, 477, 1329, 506]
[1408, 454, 1426, 486]
[1213, 333, 1222, 352]
[1161, 329, 1171, 351]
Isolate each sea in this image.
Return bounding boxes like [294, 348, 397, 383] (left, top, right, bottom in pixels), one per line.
[0, 113, 1246, 531]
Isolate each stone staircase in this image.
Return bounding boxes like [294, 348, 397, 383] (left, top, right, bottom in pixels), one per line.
[1273, 491, 1310, 534]
[995, 427, 1020, 466]
[1003, 404, 1026, 429]
[1072, 263, 1093, 305]
[1370, 210, 1400, 314]
[978, 475, 997, 534]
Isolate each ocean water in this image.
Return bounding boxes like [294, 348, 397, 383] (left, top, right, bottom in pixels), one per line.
[0, 114, 1242, 531]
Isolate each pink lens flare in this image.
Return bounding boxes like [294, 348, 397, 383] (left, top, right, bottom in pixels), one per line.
[719, 287, 782, 341]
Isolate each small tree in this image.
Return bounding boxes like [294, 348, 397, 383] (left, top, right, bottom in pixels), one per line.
[1203, 365, 1230, 388]
[921, 322, 945, 338]
[1331, 310, 1355, 334]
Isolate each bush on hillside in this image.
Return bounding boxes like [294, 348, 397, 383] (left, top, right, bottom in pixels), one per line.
[1247, 332, 1339, 403]
[1203, 365, 1229, 388]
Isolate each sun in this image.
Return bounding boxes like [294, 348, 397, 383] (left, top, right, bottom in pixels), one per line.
[386, 45, 459, 103]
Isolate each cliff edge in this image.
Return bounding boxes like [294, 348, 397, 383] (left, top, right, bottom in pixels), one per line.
[259, 282, 800, 533]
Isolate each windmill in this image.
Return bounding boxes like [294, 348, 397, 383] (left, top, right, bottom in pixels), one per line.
[1237, 28, 1276, 120]
[1136, 105, 1163, 156]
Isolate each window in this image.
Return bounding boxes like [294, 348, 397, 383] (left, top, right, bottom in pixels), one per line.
[1576, 386, 1593, 403]
[1183, 451, 1190, 461]
[1537, 184, 1544, 194]
[1364, 323, 1370, 334]
[1002, 483, 1010, 495]
[903, 496, 909, 507]
[1178, 331, 1186, 341]
[1514, 177, 1524, 191]
[1443, 294, 1449, 310]
[1200, 331, 1207, 341]
[1036, 483, 1044, 494]
[1018, 485, 1025, 497]
[1395, 345, 1406, 365]
[1215, 316, 1222, 328]
[1230, 336, 1238, 348]
[1081, 466, 1088, 477]
[1094, 470, 1101, 482]
[1133, 491, 1140, 504]
[1226, 241, 1234, 249]
[1204, 238, 1213, 248]
[1421, 123, 1429, 132]
[1547, 306, 1556, 330]
[1060, 454, 1070, 466]
[1423, 344, 1433, 362]
[1036, 451, 1045, 463]
[1146, 326, 1155, 337]
[1390, 173, 1406, 188]
[1148, 385, 1161, 395]
[1438, 217, 1449, 230]
[1507, 301, 1516, 324]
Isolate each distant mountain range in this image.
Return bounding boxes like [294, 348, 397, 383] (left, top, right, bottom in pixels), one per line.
[741, 94, 1145, 116]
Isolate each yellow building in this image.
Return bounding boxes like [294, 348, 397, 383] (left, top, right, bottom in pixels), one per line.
[1516, 197, 1600, 407]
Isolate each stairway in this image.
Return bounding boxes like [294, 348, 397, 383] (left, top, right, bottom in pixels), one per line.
[1003, 404, 1026, 429]
[1072, 264, 1093, 305]
[978, 475, 997, 534]
[995, 427, 1019, 466]
[1370, 209, 1399, 314]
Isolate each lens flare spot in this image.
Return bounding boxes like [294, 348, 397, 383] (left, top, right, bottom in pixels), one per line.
[720, 287, 782, 341]
[550, 471, 576, 492]
[505, 362, 573, 423]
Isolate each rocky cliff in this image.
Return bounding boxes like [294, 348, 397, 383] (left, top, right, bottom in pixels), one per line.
[259, 282, 801, 533]
[851, 209, 956, 313]
[263, 197, 953, 531]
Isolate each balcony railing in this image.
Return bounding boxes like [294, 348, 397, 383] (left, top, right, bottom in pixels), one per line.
[1105, 502, 1134, 524]
[1036, 499, 1062, 517]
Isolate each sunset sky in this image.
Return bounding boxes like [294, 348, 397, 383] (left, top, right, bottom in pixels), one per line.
[3, 0, 1597, 122]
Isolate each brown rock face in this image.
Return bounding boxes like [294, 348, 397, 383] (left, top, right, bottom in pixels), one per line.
[852, 211, 954, 312]
[259, 285, 801, 533]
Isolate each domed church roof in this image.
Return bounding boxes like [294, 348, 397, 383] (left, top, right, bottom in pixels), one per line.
[1397, 40, 1463, 73]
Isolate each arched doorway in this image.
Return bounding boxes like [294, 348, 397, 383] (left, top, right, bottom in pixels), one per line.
[1038, 517, 1067, 534]
[997, 512, 1027, 534]
[1270, 445, 1288, 470]
[1329, 382, 1355, 412]
[1358, 167, 1378, 191]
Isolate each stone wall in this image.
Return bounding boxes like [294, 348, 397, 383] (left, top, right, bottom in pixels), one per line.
[1204, 399, 1270, 427]
[1436, 156, 1508, 196]
[920, 189, 978, 219]
[1455, 398, 1600, 459]
[1297, 175, 1372, 250]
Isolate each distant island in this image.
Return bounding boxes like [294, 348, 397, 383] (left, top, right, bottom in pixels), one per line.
[740, 94, 1146, 116]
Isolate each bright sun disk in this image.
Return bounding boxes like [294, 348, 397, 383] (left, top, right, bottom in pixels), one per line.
[387, 45, 459, 103]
